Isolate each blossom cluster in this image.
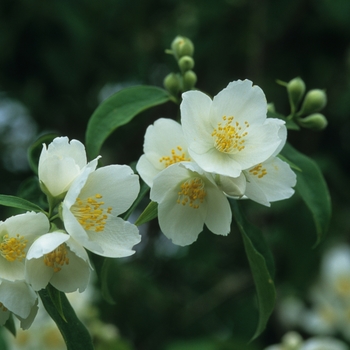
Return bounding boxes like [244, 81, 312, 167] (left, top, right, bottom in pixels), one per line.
[137, 79, 297, 246]
[0, 137, 141, 329]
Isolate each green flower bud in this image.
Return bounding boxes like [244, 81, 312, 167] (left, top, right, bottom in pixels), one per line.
[163, 73, 181, 96]
[182, 70, 197, 91]
[299, 89, 327, 116]
[178, 56, 195, 73]
[287, 77, 306, 112]
[297, 113, 328, 131]
[171, 36, 194, 60]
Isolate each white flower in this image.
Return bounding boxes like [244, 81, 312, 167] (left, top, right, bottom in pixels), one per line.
[38, 136, 88, 197]
[0, 279, 38, 330]
[136, 118, 191, 187]
[181, 79, 285, 177]
[0, 212, 50, 281]
[26, 232, 91, 293]
[62, 164, 141, 257]
[150, 162, 232, 246]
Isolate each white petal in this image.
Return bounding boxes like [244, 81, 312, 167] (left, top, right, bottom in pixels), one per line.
[211, 80, 267, 126]
[244, 157, 296, 206]
[16, 298, 39, 330]
[216, 173, 246, 197]
[157, 188, 207, 246]
[0, 280, 37, 319]
[80, 164, 140, 216]
[63, 157, 99, 209]
[84, 218, 141, 258]
[204, 185, 232, 235]
[233, 121, 283, 170]
[26, 232, 69, 259]
[50, 246, 91, 293]
[136, 154, 160, 187]
[181, 90, 214, 148]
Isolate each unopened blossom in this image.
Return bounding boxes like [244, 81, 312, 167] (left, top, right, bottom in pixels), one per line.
[181, 79, 285, 177]
[136, 118, 191, 187]
[0, 279, 38, 330]
[62, 164, 141, 257]
[151, 162, 231, 246]
[0, 212, 50, 281]
[38, 136, 88, 197]
[26, 232, 91, 293]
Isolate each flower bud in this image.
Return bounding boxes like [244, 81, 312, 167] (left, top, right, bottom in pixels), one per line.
[171, 36, 194, 60]
[182, 70, 197, 91]
[287, 77, 305, 111]
[178, 56, 195, 73]
[297, 113, 328, 131]
[299, 89, 327, 116]
[163, 73, 181, 96]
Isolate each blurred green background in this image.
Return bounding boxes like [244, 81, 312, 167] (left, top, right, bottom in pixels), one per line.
[0, 0, 349, 349]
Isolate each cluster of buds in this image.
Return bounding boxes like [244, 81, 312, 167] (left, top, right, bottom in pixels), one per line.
[284, 77, 328, 131]
[163, 36, 197, 99]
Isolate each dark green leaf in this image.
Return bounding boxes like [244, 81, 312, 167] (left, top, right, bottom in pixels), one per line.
[100, 258, 117, 305]
[281, 142, 331, 245]
[47, 284, 66, 322]
[27, 133, 58, 174]
[231, 200, 276, 341]
[39, 286, 93, 350]
[0, 195, 44, 213]
[134, 201, 158, 226]
[85, 85, 170, 159]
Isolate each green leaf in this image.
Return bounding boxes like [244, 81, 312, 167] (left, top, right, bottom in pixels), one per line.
[100, 258, 117, 305]
[47, 284, 66, 322]
[134, 201, 158, 226]
[231, 200, 276, 341]
[4, 313, 16, 337]
[0, 195, 44, 213]
[27, 133, 58, 174]
[281, 142, 331, 245]
[39, 286, 93, 350]
[85, 85, 171, 159]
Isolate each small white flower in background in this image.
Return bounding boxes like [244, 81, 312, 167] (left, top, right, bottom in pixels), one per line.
[0, 212, 50, 281]
[136, 118, 191, 187]
[0, 279, 38, 330]
[150, 162, 232, 246]
[62, 164, 141, 257]
[38, 136, 88, 198]
[181, 79, 285, 178]
[264, 331, 349, 350]
[25, 232, 91, 293]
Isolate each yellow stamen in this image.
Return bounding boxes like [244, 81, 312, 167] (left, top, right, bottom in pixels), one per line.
[177, 178, 206, 209]
[71, 193, 112, 232]
[212, 116, 249, 153]
[159, 145, 190, 167]
[44, 244, 69, 273]
[0, 233, 28, 262]
[249, 163, 267, 178]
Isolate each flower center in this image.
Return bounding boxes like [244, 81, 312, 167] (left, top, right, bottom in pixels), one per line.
[248, 163, 267, 178]
[212, 116, 249, 153]
[0, 233, 28, 262]
[159, 146, 190, 167]
[72, 194, 112, 232]
[177, 178, 206, 209]
[44, 244, 69, 273]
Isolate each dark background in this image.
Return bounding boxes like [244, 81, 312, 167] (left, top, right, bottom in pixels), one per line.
[0, 0, 349, 349]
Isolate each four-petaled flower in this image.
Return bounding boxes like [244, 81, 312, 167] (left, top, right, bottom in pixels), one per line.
[150, 162, 232, 246]
[62, 163, 141, 257]
[25, 232, 91, 293]
[181, 80, 285, 178]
